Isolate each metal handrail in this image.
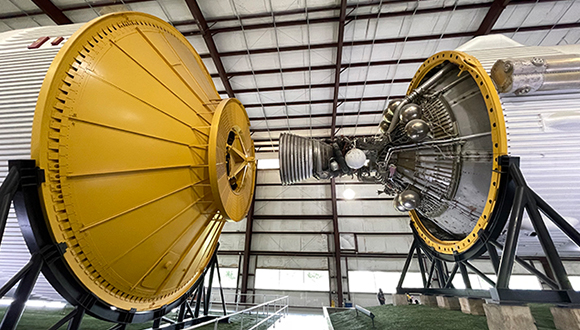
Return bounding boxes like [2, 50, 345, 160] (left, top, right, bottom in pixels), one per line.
[183, 295, 289, 330]
[206, 292, 285, 314]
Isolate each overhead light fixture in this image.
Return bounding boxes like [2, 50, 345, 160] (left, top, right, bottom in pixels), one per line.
[343, 188, 356, 200]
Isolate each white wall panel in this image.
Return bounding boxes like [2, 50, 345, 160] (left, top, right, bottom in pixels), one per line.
[347, 257, 421, 272]
[256, 185, 331, 199]
[219, 233, 246, 251]
[257, 256, 328, 270]
[254, 289, 329, 307]
[563, 262, 580, 275]
[252, 233, 328, 252]
[356, 235, 414, 254]
[337, 200, 401, 216]
[253, 219, 333, 232]
[254, 200, 332, 216]
[339, 217, 411, 232]
[222, 218, 247, 232]
[218, 255, 241, 268]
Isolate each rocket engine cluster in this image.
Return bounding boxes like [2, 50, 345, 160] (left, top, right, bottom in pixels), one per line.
[280, 36, 580, 260]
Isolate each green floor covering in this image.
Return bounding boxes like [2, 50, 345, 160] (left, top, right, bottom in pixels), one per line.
[329, 304, 558, 330]
[0, 308, 150, 330]
[0, 308, 273, 330]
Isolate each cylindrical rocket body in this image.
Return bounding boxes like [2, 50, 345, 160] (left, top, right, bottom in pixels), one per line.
[464, 40, 580, 228]
[0, 25, 81, 301]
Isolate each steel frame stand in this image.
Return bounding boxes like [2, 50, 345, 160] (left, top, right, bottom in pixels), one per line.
[397, 156, 580, 305]
[0, 160, 229, 330]
[147, 252, 230, 330]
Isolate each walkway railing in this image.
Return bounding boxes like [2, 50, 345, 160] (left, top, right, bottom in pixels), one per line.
[184, 295, 289, 330]
[208, 292, 286, 313]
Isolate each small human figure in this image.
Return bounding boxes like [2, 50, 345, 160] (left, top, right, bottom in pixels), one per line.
[377, 288, 385, 305]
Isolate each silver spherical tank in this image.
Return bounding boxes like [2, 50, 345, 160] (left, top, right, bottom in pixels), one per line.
[387, 99, 403, 116]
[393, 194, 408, 212]
[399, 103, 423, 124]
[380, 99, 402, 133]
[404, 119, 430, 141]
[399, 190, 421, 211]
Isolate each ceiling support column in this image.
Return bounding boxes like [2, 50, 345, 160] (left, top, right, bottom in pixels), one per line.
[30, 0, 72, 25]
[239, 180, 256, 303]
[330, 0, 348, 137]
[474, 0, 510, 36]
[185, 0, 235, 98]
[331, 178, 344, 307]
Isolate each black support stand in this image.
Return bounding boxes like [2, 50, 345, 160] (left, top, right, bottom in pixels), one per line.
[145, 252, 230, 330]
[397, 156, 580, 304]
[0, 160, 230, 329]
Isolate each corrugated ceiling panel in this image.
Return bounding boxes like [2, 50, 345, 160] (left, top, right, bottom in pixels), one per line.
[340, 64, 418, 82]
[251, 116, 332, 130]
[159, 0, 195, 22]
[495, 1, 580, 30]
[1, 15, 55, 30]
[340, 82, 408, 99]
[247, 103, 333, 118]
[185, 35, 210, 54]
[511, 27, 580, 47]
[235, 87, 334, 104]
[62, 8, 99, 23]
[4, 0, 39, 12]
[126, 1, 169, 20]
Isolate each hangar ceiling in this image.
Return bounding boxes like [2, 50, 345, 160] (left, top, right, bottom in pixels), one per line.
[1, 0, 580, 152]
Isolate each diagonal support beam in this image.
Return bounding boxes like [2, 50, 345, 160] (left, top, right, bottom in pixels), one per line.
[330, 0, 348, 138]
[185, 0, 235, 98]
[474, 0, 510, 36]
[30, 0, 72, 25]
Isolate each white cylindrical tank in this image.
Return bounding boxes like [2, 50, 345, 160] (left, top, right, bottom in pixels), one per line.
[0, 25, 80, 166]
[459, 36, 580, 228]
[0, 24, 81, 301]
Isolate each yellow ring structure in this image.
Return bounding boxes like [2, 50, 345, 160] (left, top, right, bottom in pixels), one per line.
[209, 98, 256, 221]
[31, 12, 254, 311]
[407, 51, 508, 255]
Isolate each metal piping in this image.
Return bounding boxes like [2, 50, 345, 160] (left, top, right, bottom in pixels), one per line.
[385, 63, 455, 137]
[492, 55, 580, 94]
[383, 132, 491, 164]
